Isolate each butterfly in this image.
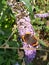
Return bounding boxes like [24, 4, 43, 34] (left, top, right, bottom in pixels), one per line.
[21, 33, 39, 47]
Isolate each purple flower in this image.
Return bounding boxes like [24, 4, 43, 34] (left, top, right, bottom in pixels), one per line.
[23, 42, 36, 64]
[17, 15, 36, 64]
[34, 12, 49, 18]
[17, 16, 35, 36]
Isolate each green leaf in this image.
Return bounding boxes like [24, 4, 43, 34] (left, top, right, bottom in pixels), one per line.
[7, 41, 18, 47]
[20, 0, 30, 7]
[0, 56, 4, 65]
[6, 59, 10, 65]
[38, 39, 48, 47]
[20, 0, 32, 13]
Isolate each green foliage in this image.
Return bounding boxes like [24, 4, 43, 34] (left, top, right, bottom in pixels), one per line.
[0, 0, 20, 65]
[38, 39, 48, 47]
[0, 0, 49, 65]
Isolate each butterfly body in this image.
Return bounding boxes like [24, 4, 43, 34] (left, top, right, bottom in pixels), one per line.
[22, 34, 39, 48]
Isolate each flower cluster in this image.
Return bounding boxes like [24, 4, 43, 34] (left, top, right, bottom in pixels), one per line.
[17, 16, 35, 36]
[23, 42, 36, 64]
[17, 15, 36, 64]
